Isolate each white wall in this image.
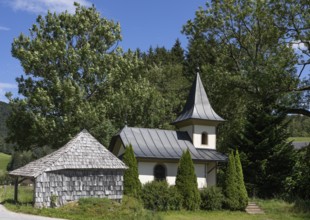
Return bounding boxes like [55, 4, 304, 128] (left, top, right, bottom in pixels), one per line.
[138, 161, 208, 188]
[180, 125, 216, 149]
[207, 162, 217, 187]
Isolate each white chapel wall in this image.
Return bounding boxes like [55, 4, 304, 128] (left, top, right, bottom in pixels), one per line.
[180, 125, 216, 149]
[138, 161, 207, 188]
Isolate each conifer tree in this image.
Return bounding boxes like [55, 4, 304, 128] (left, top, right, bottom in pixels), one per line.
[175, 149, 201, 210]
[235, 150, 248, 210]
[123, 144, 141, 198]
[224, 151, 239, 210]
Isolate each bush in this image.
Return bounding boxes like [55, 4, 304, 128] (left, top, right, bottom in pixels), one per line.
[123, 145, 142, 198]
[175, 149, 201, 210]
[141, 181, 182, 211]
[200, 186, 224, 210]
[223, 151, 239, 210]
[0, 171, 14, 185]
[235, 150, 248, 210]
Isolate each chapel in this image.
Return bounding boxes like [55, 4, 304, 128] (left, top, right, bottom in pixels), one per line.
[110, 72, 227, 188]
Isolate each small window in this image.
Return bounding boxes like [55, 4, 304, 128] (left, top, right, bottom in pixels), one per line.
[154, 164, 166, 181]
[201, 132, 208, 145]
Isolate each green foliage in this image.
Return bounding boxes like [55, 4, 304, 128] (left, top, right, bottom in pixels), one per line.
[235, 150, 248, 210]
[234, 106, 296, 198]
[0, 102, 12, 154]
[0, 153, 11, 171]
[284, 145, 310, 200]
[223, 152, 238, 210]
[200, 186, 224, 210]
[123, 144, 141, 198]
[7, 3, 169, 152]
[182, 0, 301, 199]
[175, 149, 201, 210]
[286, 115, 310, 137]
[141, 181, 182, 211]
[6, 150, 32, 171]
[2, 190, 162, 220]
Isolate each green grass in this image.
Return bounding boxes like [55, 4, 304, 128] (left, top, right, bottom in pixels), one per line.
[0, 152, 10, 171]
[1, 186, 309, 220]
[288, 137, 310, 142]
[1, 186, 161, 220]
[0, 185, 33, 203]
[160, 199, 310, 220]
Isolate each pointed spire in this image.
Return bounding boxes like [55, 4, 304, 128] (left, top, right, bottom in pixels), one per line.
[172, 72, 224, 125]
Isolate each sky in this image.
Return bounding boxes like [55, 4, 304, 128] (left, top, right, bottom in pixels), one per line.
[0, 0, 206, 102]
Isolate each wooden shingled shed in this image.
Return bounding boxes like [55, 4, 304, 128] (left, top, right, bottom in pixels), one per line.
[9, 129, 127, 208]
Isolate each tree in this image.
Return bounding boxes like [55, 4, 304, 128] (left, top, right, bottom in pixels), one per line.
[182, 0, 299, 198]
[285, 145, 310, 200]
[235, 150, 248, 210]
[223, 151, 238, 210]
[122, 144, 141, 198]
[175, 149, 200, 210]
[7, 3, 168, 151]
[234, 105, 296, 197]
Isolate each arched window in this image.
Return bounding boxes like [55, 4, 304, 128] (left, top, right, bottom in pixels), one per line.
[154, 164, 166, 181]
[201, 132, 208, 145]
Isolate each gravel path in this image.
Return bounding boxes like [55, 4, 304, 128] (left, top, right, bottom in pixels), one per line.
[0, 204, 67, 220]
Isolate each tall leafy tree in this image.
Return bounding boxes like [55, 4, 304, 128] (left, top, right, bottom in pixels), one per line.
[234, 105, 295, 197]
[182, 0, 299, 197]
[7, 3, 167, 151]
[285, 145, 310, 200]
[122, 144, 141, 198]
[175, 149, 200, 210]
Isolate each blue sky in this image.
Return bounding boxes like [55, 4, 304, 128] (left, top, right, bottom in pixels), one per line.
[0, 0, 206, 102]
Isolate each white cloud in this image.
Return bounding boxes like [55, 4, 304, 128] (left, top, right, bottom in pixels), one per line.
[0, 26, 10, 31]
[8, 0, 92, 14]
[0, 83, 18, 102]
[291, 40, 308, 51]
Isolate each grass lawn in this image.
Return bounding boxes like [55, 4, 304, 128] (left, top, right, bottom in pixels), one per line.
[0, 152, 10, 171]
[1, 186, 309, 220]
[288, 137, 310, 142]
[160, 199, 310, 220]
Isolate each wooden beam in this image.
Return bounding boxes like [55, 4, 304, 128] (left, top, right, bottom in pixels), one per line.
[14, 177, 18, 203]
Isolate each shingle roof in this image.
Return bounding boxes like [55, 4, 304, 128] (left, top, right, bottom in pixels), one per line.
[172, 73, 224, 125]
[10, 129, 127, 178]
[112, 126, 227, 162]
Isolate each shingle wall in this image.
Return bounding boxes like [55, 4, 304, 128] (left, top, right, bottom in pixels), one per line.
[34, 169, 124, 208]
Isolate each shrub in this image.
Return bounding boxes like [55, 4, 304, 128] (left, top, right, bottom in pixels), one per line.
[123, 144, 142, 198]
[200, 186, 224, 210]
[235, 150, 248, 210]
[223, 151, 239, 210]
[175, 149, 201, 210]
[141, 181, 182, 211]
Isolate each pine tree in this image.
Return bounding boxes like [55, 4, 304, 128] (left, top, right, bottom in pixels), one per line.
[123, 144, 141, 198]
[175, 149, 201, 210]
[235, 150, 248, 210]
[224, 151, 239, 210]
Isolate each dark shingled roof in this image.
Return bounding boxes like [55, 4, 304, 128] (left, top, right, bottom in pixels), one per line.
[10, 130, 127, 178]
[172, 73, 224, 125]
[114, 126, 227, 162]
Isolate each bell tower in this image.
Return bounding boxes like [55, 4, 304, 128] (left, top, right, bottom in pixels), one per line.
[171, 73, 224, 149]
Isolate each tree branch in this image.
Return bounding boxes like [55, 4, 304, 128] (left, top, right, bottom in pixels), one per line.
[286, 108, 310, 117]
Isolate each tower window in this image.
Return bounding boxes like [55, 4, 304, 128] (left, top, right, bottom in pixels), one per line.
[201, 132, 208, 145]
[154, 164, 166, 181]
